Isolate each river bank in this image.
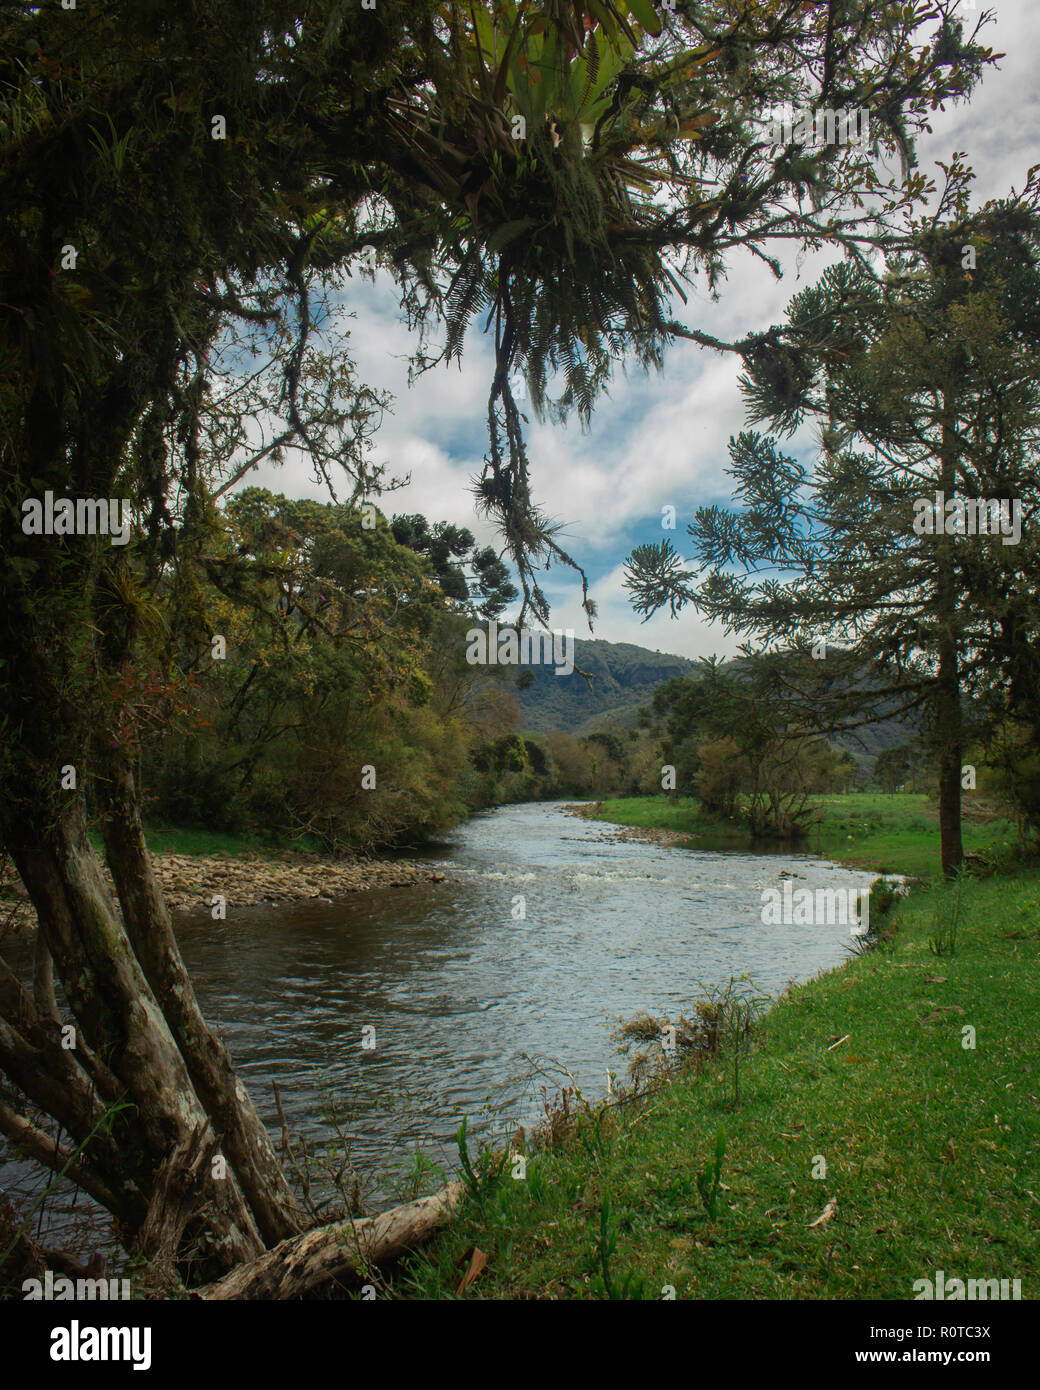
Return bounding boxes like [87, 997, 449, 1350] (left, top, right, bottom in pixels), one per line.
[391, 860, 1040, 1299]
[561, 802, 721, 848]
[569, 792, 1018, 878]
[1, 847, 450, 939]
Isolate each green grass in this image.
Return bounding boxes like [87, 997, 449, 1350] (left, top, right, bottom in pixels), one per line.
[809, 793, 1017, 877]
[581, 795, 750, 843]
[579, 792, 1018, 879]
[389, 869, 1040, 1300]
[84, 825, 324, 860]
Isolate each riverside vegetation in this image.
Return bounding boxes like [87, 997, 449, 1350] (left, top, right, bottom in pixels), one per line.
[577, 791, 1019, 879]
[384, 799, 1039, 1300]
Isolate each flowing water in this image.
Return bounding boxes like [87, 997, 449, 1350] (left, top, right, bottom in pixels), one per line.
[177, 802, 875, 1190]
[1, 802, 877, 1237]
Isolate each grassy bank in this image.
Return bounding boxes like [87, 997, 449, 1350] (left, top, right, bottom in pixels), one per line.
[141, 825, 326, 858]
[577, 792, 1018, 878]
[391, 866, 1040, 1299]
[78, 825, 326, 861]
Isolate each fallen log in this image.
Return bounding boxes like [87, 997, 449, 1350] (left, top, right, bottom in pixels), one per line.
[197, 1182, 465, 1300]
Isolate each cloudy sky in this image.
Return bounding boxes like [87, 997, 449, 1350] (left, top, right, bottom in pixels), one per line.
[241, 0, 1040, 661]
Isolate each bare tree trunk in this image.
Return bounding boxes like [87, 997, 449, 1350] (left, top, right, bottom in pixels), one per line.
[935, 646, 964, 877]
[0, 792, 265, 1272]
[97, 747, 306, 1245]
[936, 394, 964, 877]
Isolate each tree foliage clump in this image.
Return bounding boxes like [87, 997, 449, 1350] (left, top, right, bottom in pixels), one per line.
[649, 657, 857, 835]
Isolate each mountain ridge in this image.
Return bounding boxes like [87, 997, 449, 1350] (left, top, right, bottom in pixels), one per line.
[513, 636, 699, 734]
[512, 635, 910, 770]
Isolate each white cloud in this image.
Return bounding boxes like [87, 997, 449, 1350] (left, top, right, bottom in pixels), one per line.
[537, 562, 744, 662]
[229, 2, 1040, 660]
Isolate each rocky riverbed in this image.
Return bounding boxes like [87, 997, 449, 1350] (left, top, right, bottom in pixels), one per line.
[562, 802, 703, 846]
[1, 850, 451, 939]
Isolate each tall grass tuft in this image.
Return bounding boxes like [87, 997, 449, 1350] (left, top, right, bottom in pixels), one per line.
[928, 870, 966, 956]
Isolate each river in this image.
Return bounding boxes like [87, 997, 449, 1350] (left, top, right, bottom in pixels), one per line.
[175, 801, 875, 1194]
[1, 801, 876, 1237]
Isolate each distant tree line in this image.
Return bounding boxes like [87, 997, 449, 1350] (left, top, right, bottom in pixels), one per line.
[135, 489, 650, 850]
[643, 657, 857, 838]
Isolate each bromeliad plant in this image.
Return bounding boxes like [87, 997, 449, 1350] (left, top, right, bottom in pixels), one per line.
[378, 1, 992, 626]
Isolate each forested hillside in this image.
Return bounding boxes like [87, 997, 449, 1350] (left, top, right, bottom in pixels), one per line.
[513, 638, 699, 732]
[513, 638, 911, 771]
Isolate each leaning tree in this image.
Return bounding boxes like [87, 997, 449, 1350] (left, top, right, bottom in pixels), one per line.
[0, 0, 998, 1292]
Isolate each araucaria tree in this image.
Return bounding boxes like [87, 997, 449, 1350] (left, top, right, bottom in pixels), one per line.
[625, 204, 1040, 874]
[0, 0, 998, 1291]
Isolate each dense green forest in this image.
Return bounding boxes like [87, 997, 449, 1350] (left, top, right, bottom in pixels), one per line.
[133, 488, 679, 847]
[139, 495, 929, 850]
